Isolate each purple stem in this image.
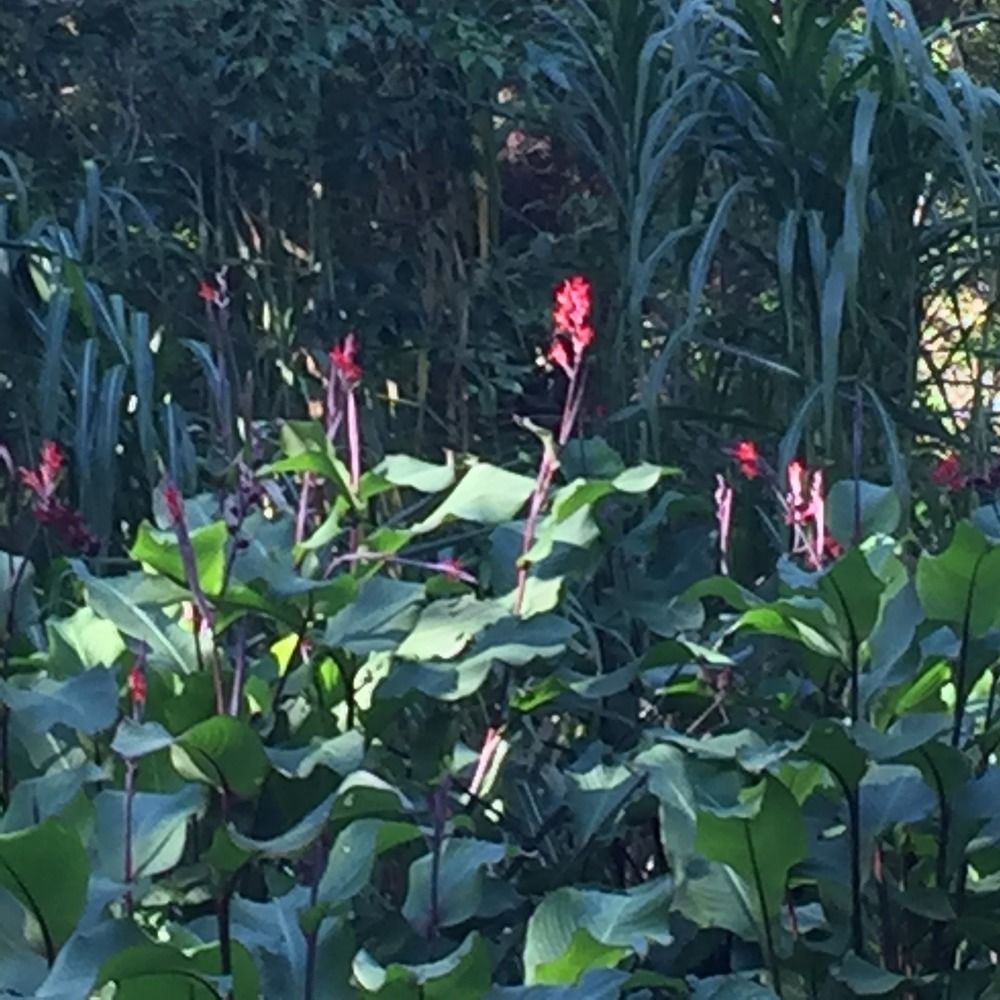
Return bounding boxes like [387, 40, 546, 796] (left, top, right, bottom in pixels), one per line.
[227, 624, 247, 717]
[123, 759, 137, 916]
[346, 389, 361, 492]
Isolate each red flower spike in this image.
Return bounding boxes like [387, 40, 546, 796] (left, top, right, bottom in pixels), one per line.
[786, 460, 810, 524]
[39, 441, 63, 485]
[197, 280, 217, 304]
[127, 666, 147, 707]
[931, 454, 964, 492]
[553, 276, 595, 355]
[330, 333, 362, 385]
[727, 440, 763, 480]
[164, 483, 184, 526]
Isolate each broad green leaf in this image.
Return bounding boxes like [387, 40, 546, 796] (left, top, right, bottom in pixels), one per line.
[319, 818, 421, 906]
[94, 785, 206, 878]
[696, 776, 806, 920]
[832, 952, 905, 996]
[826, 480, 901, 546]
[858, 764, 935, 844]
[111, 719, 175, 760]
[370, 454, 456, 493]
[0, 668, 118, 735]
[916, 522, 1000, 638]
[672, 861, 757, 940]
[33, 920, 146, 1000]
[379, 614, 576, 702]
[0, 553, 39, 639]
[634, 744, 698, 871]
[353, 932, 490, 998]
[97, 941, 258, 1000]
[170, 716, 269, 799]
[566, 762, 635, 846]
[266, 731, 364, 779]
[44, 607, 125, 677]
[411, 464, 536, 534]
[689, 974, 780, 999]
[800, 720, 868, 789]
[0, 819, 89, 959]
[396, 596, 508, 661]
[402, 838, 506, 932]
[227, 794, 335, 858]
[523, 880, 673, 985]
[818, 546, 886, 644]
[72, 562, 198, 673]
[324, 577, 424, 655]
[229, 891, 353, 1000]
[130, 520, 229, 597]
[0, 764, 104, 834]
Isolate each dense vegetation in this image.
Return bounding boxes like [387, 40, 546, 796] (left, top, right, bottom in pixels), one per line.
[2, 0, 1000, 996]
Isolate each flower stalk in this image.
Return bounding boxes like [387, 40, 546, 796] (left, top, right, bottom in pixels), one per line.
[514, 277, 595, 615]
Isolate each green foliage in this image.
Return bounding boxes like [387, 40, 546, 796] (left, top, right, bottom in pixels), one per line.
[2, 0, 1000, 995]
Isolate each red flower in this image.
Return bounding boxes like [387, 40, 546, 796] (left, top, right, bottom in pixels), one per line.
[164, 482, 184, 526]
[931, 454, 964, 491]
[18, 442, 98, 553]
[19, 439, 62, 500]
[330, 333, 362, 385]
[127, 666, 147, 707]
[197, 279, 217, 305]
[727, 440, 763, 480]
[553, 276, 595, 356]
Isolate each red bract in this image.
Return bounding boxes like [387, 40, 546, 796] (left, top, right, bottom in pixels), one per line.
[197, 280, 217, 304]
[931, 453, 964, 491]
[127, 666, 147, 707]
[164, 483, 184, 526]
[552, 276, 595, 357]
[728, 440, 763, 480]
[19, 439, 62, 500]
[786, 460, 809, 523]
[330, 333, 362, 385]
[18, 442, 98, 554]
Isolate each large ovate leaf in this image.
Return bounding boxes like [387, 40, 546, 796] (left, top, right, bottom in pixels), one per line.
[523, 880, 673, 985]
[72, 562, 198, 673]
[170, 716, 269, 798]
[695, 776, 806, 921]
[0, 668, 118, 735]
[411, 464, 536, 534]
[320, 818, 422, 907]
[353, 932, 490, 998]
[826, 480, 901, 545]
[916, 522, 1000, 638]
[94, 785, 206, 878]
[130, 520, 230, 597]
[402, 838, 506, 932]
[0, 819, 89, 960]
[97, 941, 258, 1000]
